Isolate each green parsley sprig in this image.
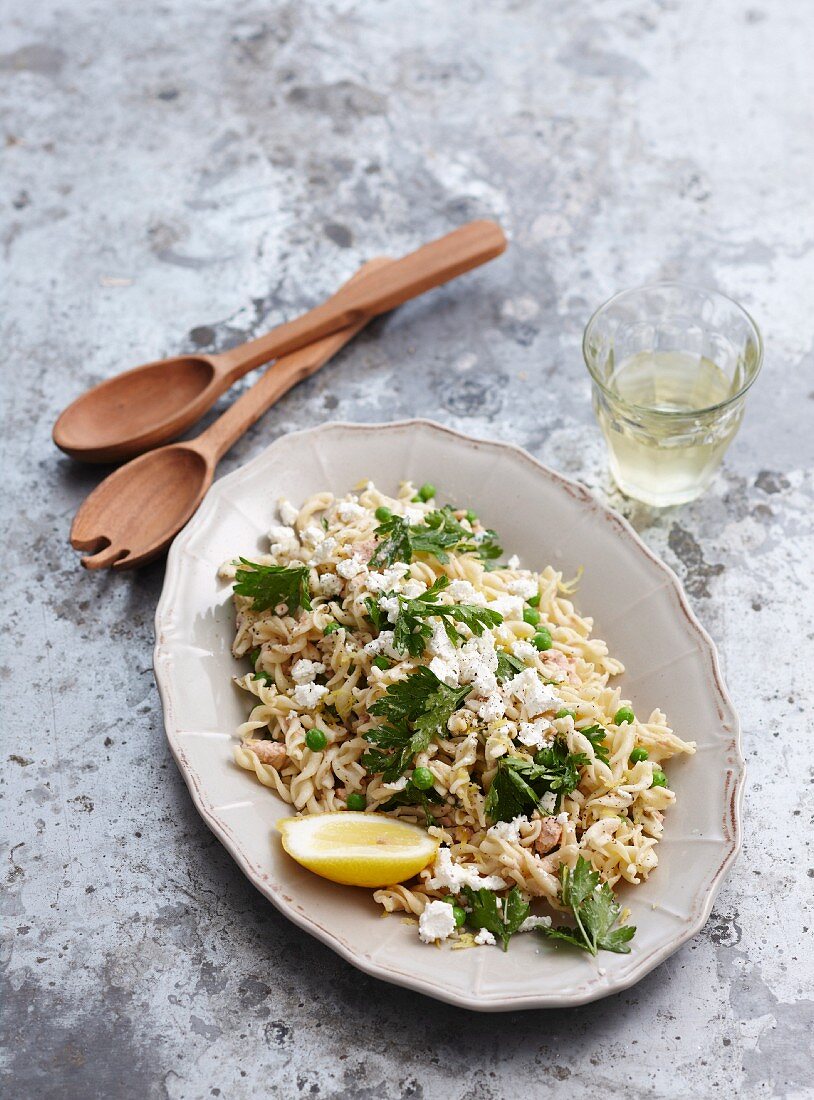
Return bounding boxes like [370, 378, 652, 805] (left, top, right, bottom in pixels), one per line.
[485, 741, 590, 823]
[369, 506, 503, 568]
[388, 576, 503, 657]
[539, 856, 636, 955]
[233, 559, 311, 615]
[462, 885, 530, 951]
[362, 667, 471, 781]
[380, 778, 443, 825]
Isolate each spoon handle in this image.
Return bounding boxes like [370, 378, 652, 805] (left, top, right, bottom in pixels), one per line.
[212, 220, 506, 382]
[195, 259, 390, 464]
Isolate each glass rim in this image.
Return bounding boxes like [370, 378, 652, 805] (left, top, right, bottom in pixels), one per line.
[582, 280, 764, 418]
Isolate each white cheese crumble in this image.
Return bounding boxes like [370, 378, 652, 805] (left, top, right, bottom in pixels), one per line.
[519, 914, 552, 932]
[292, 683, 329, 708]
[447, 579, 487, 605]
[318, 573, 343, 597]
[506, 668, 560, 718]
[426, 848, 507, 894]
[382, 776, 409, 792]
[378, 594, 401, 623]
[487, 815, 529, 843]
[290, 659, 325, 684]
[418, 899, 457, 944]
[486, 594, 525, 621]
[277, 499, 299, 527]
[516, 718, 554, 750]
[309, 536, 337, 565]
[512, 640, 538, 663]
[366, 562, 411, 593]
[337, 500, 366, 522]
[337, 555, 367, 579]
[268, 524, 296, 544]
[474, 927, 497, 946]
[300, 524, 326, 548]
[508, 576, 539, 600]
[506, 554, 520, 570]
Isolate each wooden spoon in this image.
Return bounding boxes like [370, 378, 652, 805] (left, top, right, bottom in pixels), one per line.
[70, 260, 387, 570]
[54, 220, 506, 463]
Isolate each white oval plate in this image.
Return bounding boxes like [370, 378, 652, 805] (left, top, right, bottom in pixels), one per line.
[154, 420, 744, 1010]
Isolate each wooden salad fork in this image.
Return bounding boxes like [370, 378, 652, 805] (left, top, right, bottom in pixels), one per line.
[54, 220, 507, 463]
[69, 259, 388, 570]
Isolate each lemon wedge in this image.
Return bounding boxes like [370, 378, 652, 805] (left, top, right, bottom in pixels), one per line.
[277, 812, 439, 888]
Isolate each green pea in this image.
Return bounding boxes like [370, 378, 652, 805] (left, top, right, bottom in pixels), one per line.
[305, 728, 328, 752]
[418, 483, 436, 502]
[346, 792, 366, 811]
[651, 769, 668, 788]
[412, 767, 434, 790]
[374, 505, 392, 522]
[629, 747, 649, 764]
[555, 707, 575, 720]
[614, 706, 635, 726]
[465, 509, 478, 524]
[523, 607, 541, 627]
[451, 906, 466, 927]
[527, 593, 541, 607]
[532, 628, 552, 651]
[323, 622, 341, 635]
[441, 896, 456, 905]
[372, 655, 391, 671]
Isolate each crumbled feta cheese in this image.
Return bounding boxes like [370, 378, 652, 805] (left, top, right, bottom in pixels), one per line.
[471, 692, 506, 723]
[337, 500, 366, 522]
[401, 579, 427, 600]
[506, 668, 560, 718]
[318, 572, 343, 596]
[363, 630, 401, 660]
[429, 656, 459, 687]
[404, 506, 424, 524]
[512, 640, 538, 663]
[447, 579, 486, 605]
[278, 499, 299, 527]
[300, 524, 326, 547]
[382, 776, 409, 792]
[309, 536, 337, 565]
[506, 554, 520, 570]
[378, 594, 401, 623]
[508, 576, 539, 600]
[539, 791, 557, 814]
[516, 718, 553, 750]
[268, 524, 297, 544]
[519, 914, 552, 932]
[487, 815, 529, 843]
[337, 555, 367, 579]
[292, 683, 329, 708]
[366, 562, 411, 593]
[457, 634, 499, 696]
[418, 899, 457, 944]
[486, 594, 525, 621]
[290, 659, 325, 684]
[474, 927, 497, 946]
[427, 620, 456, 661]
[427, 848, 507, 894]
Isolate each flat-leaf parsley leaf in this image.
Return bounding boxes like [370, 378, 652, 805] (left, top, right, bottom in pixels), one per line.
[462, 885, 530, 951]
[539, 856, 636, 955]
[389, 576, 503, 657]
[234, 559, 311, 615]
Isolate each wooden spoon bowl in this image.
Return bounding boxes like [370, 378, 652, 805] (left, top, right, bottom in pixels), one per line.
[70, 443, 213, 568]
[53, 356, 222, 464]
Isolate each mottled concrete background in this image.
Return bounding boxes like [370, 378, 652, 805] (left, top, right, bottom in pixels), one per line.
[2, 1, 813, 1097]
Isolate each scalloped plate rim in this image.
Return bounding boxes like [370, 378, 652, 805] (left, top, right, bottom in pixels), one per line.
[154, 418, 744, 1011]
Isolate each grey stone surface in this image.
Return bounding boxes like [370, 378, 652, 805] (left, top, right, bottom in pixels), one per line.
[2, 1, 813, 1097]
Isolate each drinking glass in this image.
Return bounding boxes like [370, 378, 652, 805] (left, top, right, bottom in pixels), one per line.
[583, 282, 763, 506]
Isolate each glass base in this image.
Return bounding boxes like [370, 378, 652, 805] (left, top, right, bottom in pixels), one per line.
[609, 467, 710, 507]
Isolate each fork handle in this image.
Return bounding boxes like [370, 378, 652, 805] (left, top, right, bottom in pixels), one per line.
[194, 260, 389, 464]
[211, 220, 506, 382]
